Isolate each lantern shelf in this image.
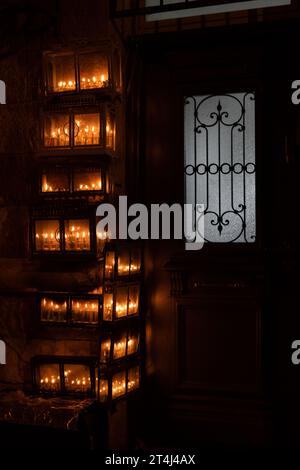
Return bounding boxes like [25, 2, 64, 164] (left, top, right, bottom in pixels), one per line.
[97, 362, 141, 403]
[39, 293, 102, 327]
[104, 244, 142, 282]
[99, 326, 140, 365]
[103, 284, 140, 322]
[44, 46, 122, 95]
[42, 107, 117, 153]
[39, 165, 110, 197]
[32, 356, 97, 397]
[32, 206, 108, 258]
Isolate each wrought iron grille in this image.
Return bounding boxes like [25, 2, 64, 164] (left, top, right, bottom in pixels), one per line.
[184, 92, 256, 243]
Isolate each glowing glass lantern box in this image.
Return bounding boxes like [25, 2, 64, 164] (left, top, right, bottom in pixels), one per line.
[103, 285, 140, 321]
[45, 52, 76, 93]
[104, 246, 142, 281]
[39, 293, 101, 326]
[33, 213, 98, 256]
[40, 167, 106, 196]
[97, 364, 140, 402]
[100, 329, 140, 364]
[45, 48, 121, 95]
[71, 297, 99, 324]
[43, 109, 116, 151]
[33, 357, 96, 396]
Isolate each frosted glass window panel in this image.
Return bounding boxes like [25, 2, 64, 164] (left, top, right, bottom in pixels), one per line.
[184, 92, 256, 243]
[146, 0, 291, 22]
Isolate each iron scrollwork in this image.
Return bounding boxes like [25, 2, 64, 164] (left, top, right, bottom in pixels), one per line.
[184, 92, 256, 243]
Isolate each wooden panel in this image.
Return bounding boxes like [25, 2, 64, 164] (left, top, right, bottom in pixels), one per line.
[176, 299, 261, 394]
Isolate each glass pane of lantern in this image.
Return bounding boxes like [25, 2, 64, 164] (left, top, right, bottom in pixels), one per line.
[35, 220, 61, 251]
[73, 169, 102, 192]
[41, 171, 69, 193]
[115, 287, 128, 318]
[38, 364, 61, 392]
[46, 53, 76, 93]
[112, 371, 126, 399]
[71, 298, 99, 324]
[64, 364, 91, 393]
[79, 52, 109, 90]
[105, 251, 115, 280]
[41, 296, 67, 322]
[64, 219, 90, 251]
[44, 114, 70, 147]
[127, 366, 140, 392]
[130, 249, 141, 275]
[128, 286, 139, 316]
[74, 113, 100, 146]
[113, 333, 127, 360]
[106, 112, 116, 150]
[117, 249, 130, 277]
[127, 333, 139, 356]
[99, 379, 108, 402]
[103, 293, 113, 321]
[100, 338, 111, 363]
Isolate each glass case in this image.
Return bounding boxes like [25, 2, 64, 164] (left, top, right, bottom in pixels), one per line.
[40, 167, 106, 196]
[100, 328, 140, 364]
[39, 293, 101, 326]
[97, 363, 140, 402]
[104, 246, 142, 281]
[44, 47, 121, 94]
[33, 216, 97, 255]
[103, 285, 140, 321]
[43, 109, 116, 151]
[33, 357, 96, 396]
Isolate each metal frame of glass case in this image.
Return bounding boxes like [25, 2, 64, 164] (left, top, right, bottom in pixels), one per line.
[44, 45, 122, 95]
[31, 206, 106, 258]
[38, 292, 102, 327]
[103, 243, 142, 282]
[103, 284, 140, 322]
[39, 164, 110, 197]
[97, 361, 141, 403]
[99, 325, 140, 365]
[32, 355, 97, 397]
[42, 105, 117, 153]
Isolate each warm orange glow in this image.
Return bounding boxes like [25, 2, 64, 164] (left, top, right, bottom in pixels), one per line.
[71, 299, 99, 323]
